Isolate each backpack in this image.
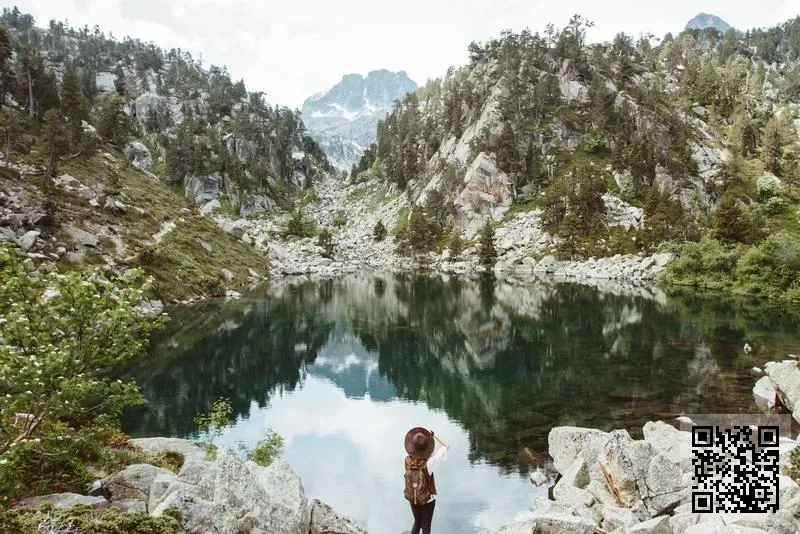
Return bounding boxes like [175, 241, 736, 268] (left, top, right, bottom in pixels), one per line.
[404, 456, 435, 505]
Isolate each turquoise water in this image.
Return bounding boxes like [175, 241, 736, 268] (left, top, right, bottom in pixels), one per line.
[123, 272, 800, 533]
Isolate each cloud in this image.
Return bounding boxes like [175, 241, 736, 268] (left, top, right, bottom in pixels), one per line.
[14, 1, 798, 108]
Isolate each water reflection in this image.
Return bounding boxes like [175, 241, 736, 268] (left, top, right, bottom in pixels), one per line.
[123, 273, 800, 532]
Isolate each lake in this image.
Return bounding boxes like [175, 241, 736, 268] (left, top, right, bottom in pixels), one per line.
[123, 272, 800, 533]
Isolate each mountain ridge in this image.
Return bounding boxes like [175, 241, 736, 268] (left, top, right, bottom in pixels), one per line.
[685, 12, 733, 33]
[301, 69, 418, 171]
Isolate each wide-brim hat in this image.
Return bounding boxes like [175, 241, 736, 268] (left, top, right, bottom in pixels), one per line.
[405, 427, 435, 459]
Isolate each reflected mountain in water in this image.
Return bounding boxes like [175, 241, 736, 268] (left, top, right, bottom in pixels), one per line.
[124, 272, 800, 471]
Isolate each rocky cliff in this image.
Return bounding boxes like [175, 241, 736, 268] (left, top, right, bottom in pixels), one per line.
[301, 70, 418, 170]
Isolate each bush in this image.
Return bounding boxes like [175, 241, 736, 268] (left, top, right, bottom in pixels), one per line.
[286, 209, 316, 238]
[194, 398, 232, 449]
[478, 221, 497, 269]
[0, 245, 167, 502]
[449, 234, 464, 260]
[373, 220, 387, 242]
[317, 229, 334, 258]
[247, 428, 284, 467]
[0, 505, 181, 534]
[332, 210, 348, 227]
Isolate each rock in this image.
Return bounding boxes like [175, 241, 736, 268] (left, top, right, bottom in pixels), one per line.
[185, 173, 221, 203]
[101, 463, 176, 502]
[0, 226, 16, 243]
[139, 299, 164, 315]
[213, 448, 309, 534]
[22, 492, 109, 509]
[16, 229, 40, 251]
[493, 512, 595, 534]
[625, 516, 671, 533]
[603, 193, 644, 230]
[753, 376, 778, 413]
[548, 426, 611, 473]
[150, 484, 222, 532]
[225, 290, 242, 299]
[530, 469, 548, 487]
[63, 225, 99, 248]
[87, 479, 107, 498]
[196, 238, 213, 254]
[309, 499, 367, 534]
[124, 141, 153, 171]
[201, 199, 221, 216]
[240, 194, 276, 217]
[129, 438, 207, 464]
[453, 152, 513, 239]
[89, 197, 100, 207]
[109, 499, 147, 513]
[248, 268, 263, 281]
[602, 504, 638, 531]
[764, 360, 800, 423]
[220, 268, 234, 281]
[134, 92, 166, 121]
[65, 251, 85, 264]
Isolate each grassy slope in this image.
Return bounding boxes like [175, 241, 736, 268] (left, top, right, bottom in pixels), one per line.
[3, 141, 270, 302]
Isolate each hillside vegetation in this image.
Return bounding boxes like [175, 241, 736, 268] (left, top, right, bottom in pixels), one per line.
[354, 15, 800, 304]
[0, 7, 330, 300]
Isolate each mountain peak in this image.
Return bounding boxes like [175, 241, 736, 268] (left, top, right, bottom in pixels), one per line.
[685, 13, 733, 33]
[301, 70, 418, 170]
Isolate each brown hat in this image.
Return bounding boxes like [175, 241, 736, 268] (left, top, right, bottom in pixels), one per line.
[404, 427, 435, 459]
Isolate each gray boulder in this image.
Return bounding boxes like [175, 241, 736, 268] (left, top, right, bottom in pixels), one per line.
[764, 360, 800, 423]
[493, 512, 596, 534]
[16, 230, 40, 251]
[109, 499, 147, 513]
[548, 426, 611, 473]
[185, 173, 221, 203]
[240, 194, 276, 217]
[63, 224, 99, 248]
[101, 463, 176, 502]
[201, 199, 221, 216]
[625, 516, 671, 533]
[212, 448, 309, 534]
[130, 437, 207, 464]
[22, 492, 108, 509]
[124, 141, 153, 171]
[309, 499, 367, 534]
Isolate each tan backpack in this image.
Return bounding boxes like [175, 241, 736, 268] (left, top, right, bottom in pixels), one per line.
[404, 456, 435, 505]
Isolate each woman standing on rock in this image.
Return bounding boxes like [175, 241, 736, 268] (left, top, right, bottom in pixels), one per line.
[404, 427, 449, 534]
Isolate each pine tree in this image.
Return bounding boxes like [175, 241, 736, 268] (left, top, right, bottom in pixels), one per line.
[373, 220, 387, 242]
[0, 26, 12, 104]
[97, 93, 131, 146]
[317, 229, 334, 258]
[0, 107, 17, 167]
[114, 64, 126, 96]
[60, 61, 85, 149]
[478, 220, 497, 269]
[713, 192, 750, 244]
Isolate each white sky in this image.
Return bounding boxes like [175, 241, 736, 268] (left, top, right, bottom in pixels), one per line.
[13, 0, 800, 109]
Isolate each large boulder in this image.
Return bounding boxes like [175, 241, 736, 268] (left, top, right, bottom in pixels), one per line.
[764, 360, 800, 423]
[22, 492, 109, 510]
[101, 463, 177, 502]
[493, 512, 596, 534]
[453, 152, 513, 239]
[308, 499, 367, 534]
[212, 448, 309, 534]
[548, 426, 611, 473]
[185, 173, 221, 203]
[135, 92, 167, 121]
[130, 437, 207, 464]
[124, 141, 153, 171]
[63, 224, 99, 248]
[240, 194, 276, 218]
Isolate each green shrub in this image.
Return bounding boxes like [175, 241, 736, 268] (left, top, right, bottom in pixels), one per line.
[449, 234, 464, 260]
[285, 209, 317, 238]
[0, 505, 181, 534]
[194, 398, 233, 449]
[247, 428, 284, 467]
[332, 210, 348, 227]
[373, 220, 387, 242]
[317, 229, 334, 258]
[478, 221, 497, 269]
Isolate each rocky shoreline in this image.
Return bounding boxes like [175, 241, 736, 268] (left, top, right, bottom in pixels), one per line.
[21, 437, 367, 534]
